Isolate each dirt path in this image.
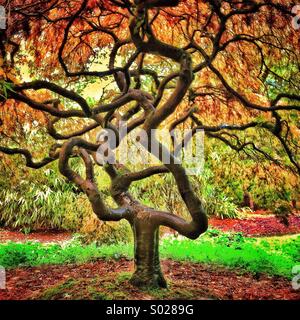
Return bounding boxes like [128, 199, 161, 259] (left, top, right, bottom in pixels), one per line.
[0, 259, 299, 300]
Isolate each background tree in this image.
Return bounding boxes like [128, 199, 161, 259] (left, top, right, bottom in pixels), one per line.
[0, 0, 299, 288]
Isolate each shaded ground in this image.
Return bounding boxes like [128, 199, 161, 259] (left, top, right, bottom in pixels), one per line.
[210, 214, 300, 237]
[0, 259, 299, 300]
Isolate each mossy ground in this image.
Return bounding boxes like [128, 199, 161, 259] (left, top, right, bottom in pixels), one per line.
[34, 272, 213, 300]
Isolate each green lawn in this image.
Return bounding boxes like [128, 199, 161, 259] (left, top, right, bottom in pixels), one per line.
[0, 229, 299, 279]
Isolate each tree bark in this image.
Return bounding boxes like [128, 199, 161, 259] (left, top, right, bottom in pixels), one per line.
[130, 216, 167, 288]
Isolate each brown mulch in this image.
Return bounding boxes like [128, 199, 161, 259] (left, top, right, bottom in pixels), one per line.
[0, 229, 72, 243]
[209, 214, 300, 237]
[0, 259, 299, 300]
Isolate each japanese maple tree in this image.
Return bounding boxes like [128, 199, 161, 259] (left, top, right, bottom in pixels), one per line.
[0, 0, 299, 288]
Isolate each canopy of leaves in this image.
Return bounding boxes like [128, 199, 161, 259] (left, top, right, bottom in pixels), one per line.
[0, 0, 299, 176]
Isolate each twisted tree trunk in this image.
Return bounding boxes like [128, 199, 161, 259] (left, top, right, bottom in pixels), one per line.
[130, 216, 167, 288]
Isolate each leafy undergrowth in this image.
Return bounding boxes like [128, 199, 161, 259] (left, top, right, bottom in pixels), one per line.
[210, 214, 300, 237]
[1, 260, 299, 300]
[0, 229, 299, 279]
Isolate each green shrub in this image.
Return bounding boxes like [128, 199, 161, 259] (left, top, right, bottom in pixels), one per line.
[130, 171, 240, 219]
[0, 167, 90, 232]
[79, 219, 133, 245]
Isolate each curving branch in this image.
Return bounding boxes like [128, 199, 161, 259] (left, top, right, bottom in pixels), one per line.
[58, 138, 132, 222]
[14, 80, 92, 116]
[0, 144, 60, 169]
